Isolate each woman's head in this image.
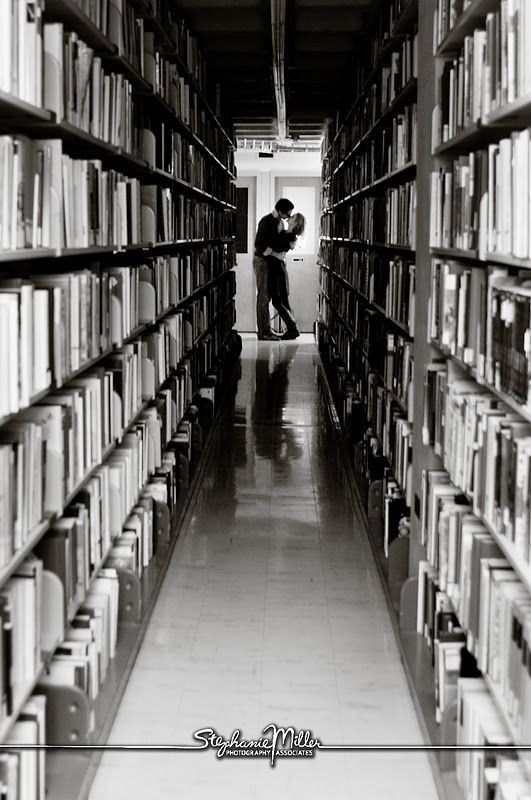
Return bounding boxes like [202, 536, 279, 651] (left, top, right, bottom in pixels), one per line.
[288, 212, 306, 236]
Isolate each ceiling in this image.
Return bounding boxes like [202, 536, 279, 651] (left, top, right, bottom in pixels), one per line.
[173, 0, 375, 149]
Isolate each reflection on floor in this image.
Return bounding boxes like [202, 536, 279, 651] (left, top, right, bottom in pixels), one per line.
[87, 334, 438, 800]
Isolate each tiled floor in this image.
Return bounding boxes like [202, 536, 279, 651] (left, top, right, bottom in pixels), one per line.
[87, 335, 438, 800]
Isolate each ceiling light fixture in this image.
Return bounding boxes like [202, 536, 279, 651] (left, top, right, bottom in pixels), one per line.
[270, 0, 287, 142]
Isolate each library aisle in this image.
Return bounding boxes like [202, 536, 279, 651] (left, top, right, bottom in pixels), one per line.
[87, 335, 438, 800]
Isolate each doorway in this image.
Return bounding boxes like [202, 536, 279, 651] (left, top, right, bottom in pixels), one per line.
[274, 176, 320, 333]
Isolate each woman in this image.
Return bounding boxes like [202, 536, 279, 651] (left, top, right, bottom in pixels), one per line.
[265, 212, 305, 340]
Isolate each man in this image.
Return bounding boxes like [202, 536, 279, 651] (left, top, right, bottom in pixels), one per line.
[253, 197, 294, 340]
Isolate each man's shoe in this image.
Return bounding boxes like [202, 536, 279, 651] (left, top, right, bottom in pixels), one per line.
[281, 328, 300, 340]
[258, 331, 281, 341]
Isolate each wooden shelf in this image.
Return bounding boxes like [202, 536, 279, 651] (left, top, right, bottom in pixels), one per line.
[373, 241, 416, 254]
[484, 251, 531, 270]
[436, 0, 499, 55]
[430, 246, 479, 261]
[433, 120, 515, 155]
[0, 101, 229, 205]
[333, 78, 418, 174]
[431, 247, 531, 270]
[0, 248, 56, 263]
[0, 92, 53, 124]
[486, 93, 531, 126]
[371, 302, 413, 337]
[322, 237, 415, 255]
[333, 161, 417, 207]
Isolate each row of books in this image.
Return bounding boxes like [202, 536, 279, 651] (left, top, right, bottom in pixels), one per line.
[381, 333, 414, 413]
[316, 319, 414, 555]
[319, 274, 414, 410]
[0, 2, 235, 163]
[316, 295, 354, 377]
[327, 184, 417, 248]
[333, 105, 417, 201]
[37, 328, 244, 749]
[429, 258, 483, 367]
[56, 0, 223, 123]
[457, 679, 531, 799]
[0, 138, 141, 251]
[30, 386, 188, 736]
[423, 365, 531, 561]
[370, 0, 418, 62]
[418, 476, 531, 748]
[0, 557, 43, 720]
[376, 255, 415, 335]
[1, 695, 46, 800]
[319, 242, 416, 334]
[0, 275, 236, 558]
[143, 35, 234, 168]
[380, 35, 418, 112]
[0, 327, 238, 778]
[429, 261, 531, 406]
[128, 1, 235, 161]
[0, 251, 234, 416]
[327, 33, 417, 171]
[431, 131, 531, 259]
[0, 0, 135, 111]
[39, 413, 203, 627]
[385, 182, 417, 249]
[183, 271, 236, 348]
[142, 118, 234, 200]
[364, 24, 417, 99]
[143, 0, 228, 125]
[383, 472, 409, 557]
[44, 25, 141, 154]
[319, 240, 372, 296]
[371, 388, 413, 503]
[0, 135, 235, 252]
[434, 0, 470, 47]
[0, 0, 44, 107]
[435, 1, 531, 120]
[0, 328, 175, 559]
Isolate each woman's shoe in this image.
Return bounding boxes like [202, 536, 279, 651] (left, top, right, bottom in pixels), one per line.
[281, 328, 300, 340]
[258, 331, 281, 340]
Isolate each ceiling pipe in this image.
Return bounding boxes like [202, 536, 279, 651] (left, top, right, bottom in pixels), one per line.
[270, 0, 287, 141]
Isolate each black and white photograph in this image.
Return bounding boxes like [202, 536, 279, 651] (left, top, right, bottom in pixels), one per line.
[0, 0, 530, 797]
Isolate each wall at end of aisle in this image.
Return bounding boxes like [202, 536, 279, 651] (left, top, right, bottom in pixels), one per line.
[234, 150, 322, 332]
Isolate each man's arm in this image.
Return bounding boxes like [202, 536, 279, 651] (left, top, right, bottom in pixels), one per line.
[254, 215, 277, 255]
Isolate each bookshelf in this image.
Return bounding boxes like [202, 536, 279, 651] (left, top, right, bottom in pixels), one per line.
[318, 0, 418, 602]
[320, 0, 531, 796]
[414, 0, 531, 797]
[0, 0, 239, 797]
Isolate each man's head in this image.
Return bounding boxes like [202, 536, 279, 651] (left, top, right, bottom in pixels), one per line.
[275, 198, 294, 220]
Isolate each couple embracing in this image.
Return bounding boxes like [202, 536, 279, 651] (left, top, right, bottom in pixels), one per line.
[253, 197, 305, 341]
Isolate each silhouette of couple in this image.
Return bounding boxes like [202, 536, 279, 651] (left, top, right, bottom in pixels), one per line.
[253, 198, 305, 341]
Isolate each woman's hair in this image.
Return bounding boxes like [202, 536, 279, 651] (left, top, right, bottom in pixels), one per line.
[288, 212, 306, 236]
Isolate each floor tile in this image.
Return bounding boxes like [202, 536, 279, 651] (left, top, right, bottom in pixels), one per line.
[87, 337, 438, 800]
